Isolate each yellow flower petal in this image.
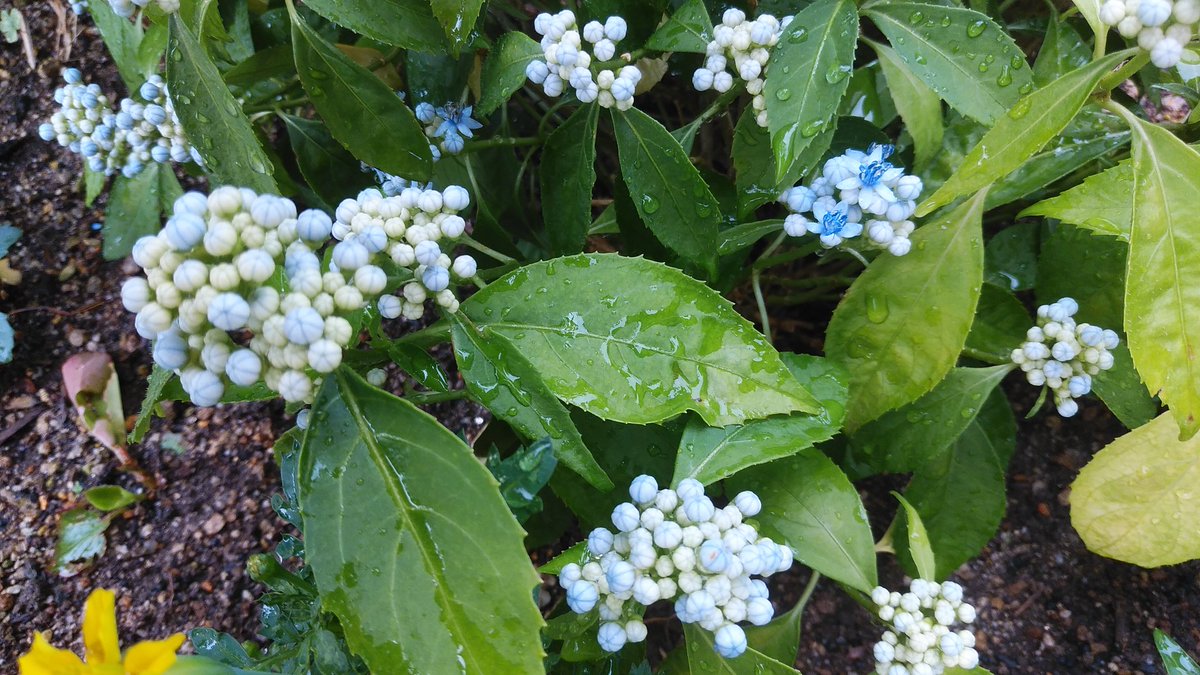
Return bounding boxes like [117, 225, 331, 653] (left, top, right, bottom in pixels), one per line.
[123, 634, 184, 675]
[82, 589, 122, 666]
[18, 632, 87, 675]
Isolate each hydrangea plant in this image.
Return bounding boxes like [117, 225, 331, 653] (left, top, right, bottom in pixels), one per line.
[29, 0, 1200, 672]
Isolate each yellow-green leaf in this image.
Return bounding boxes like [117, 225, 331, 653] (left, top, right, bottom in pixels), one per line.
[1070, 413, 1200, 567]
[870, 39, 942, 170]
[1123, 117, 1200, 439]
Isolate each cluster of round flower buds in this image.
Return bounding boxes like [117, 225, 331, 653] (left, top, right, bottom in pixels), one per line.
[121, 189, 358, 405]
[39, 71, 199, 178]
[1009, 297, 1118, 417]
[105, 0, 179, 18]
[414, 102, 483, 156]
[525, 11, 642, 110]
[692, 10, 793, 128]
[332, 185, 478, 320]
[779, 144, 922, 255]
[556, 476, 792, 659]
[1100, 0, 1198, 67]
[870, 579, 979, 675]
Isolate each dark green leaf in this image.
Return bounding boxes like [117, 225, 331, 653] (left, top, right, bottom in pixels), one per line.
[486, 438, 558, 523]
[83, 485, 144, 512]
[728, 450, 877, 592]
[718, 219, 784, 256]
[985, 221, 1039, 291]
[301, 0, 447, 53]
[1036, 223, 1126, 331]
[188, 628, 254, 668]
[1032, 16, 1091, 85]
[543, 105, 599, 256]
[865, 3, 1032, 126]
[130, 366, 173, 444]
[103, 164, 162, 261]
[1093, 344, 1158, 430]
[83, 167, 107, 207]
[871, 39, 943, 170]
[223, 44, 294, 87]
[966, 284, 1029, 362]
[280, 113, 373, 207]
[611, 108, 721, 272]
[167, 15, 277, 193]
[460, 254, 820, 427]
[683, 624, 797, 674]
[826, 191, 987, 431]
[449, 312, 612, 490]
[744, 600, 804, 665]
[289, 5, 432, 181]
[300, 368, 545, 673]
[645, 0, 713, 53]
[672, 354, 847, 485]
[386, 342, 449, 392]
[89, 0, 147, 90]
[764, 0, 859, 181]
[429, 0, 484, 50]
[55, 508, 110, 575]
[478, 32, 543, 116]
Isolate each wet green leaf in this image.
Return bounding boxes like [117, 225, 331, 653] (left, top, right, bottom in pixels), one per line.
[764, 0, 858, 182]
[1019, 159, 1132, 238]
[90, 0, 147, 90]
[611, 108, 721, 272]
[130, 366, 173, 444]
[301, 0, 446, 53]
[966, 284, 1029, 362]
[449, 312, 611, 490]
[1093, 344, 1158, 430]
[83, 166, 107, 206]
[871, 39, 942, 170]
[167, 16, 276, 193]
[827, 191, 987, 431]
[672, 354, 847, 485]
[1071, 413, 1200, 566]
[1036, 223, 1126, 331]
[898, 389, 1015, 578]
[477, 32, 542, 116]
[1122, 117, 1200, 439]
[55, 508, 110, 576]
[486, 439, 557, 523]
[984, 221, 1039, 291]
[222, 45, 294, 88]
[728, 450, 877, 593]
[645, 0, 713, 53]
[385, 342, 449, 392]
[429, 0, 484, 50]
[850, 365, 1012, 473]
[280, 113, 373, 207]
[289, 1, 432, 181]
[83, 485, 144, 512]
[103, 164, 162, 261]
[461, 254, 820, 427]
[543, 105, 599, 256]
[718, 219, 784, 256]
[918, 51, 1129, 216]
[865, 3, 1032, 126]
[894, 492, 936, 580]
[744, 600, 804, 665]
[1155, 630, 1200, 675]
[301, 368, 545, 673]
[683, 624, 798, 673]
[1032, 16, 1091, 85]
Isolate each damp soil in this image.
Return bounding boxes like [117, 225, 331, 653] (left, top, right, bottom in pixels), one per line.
[1, 6, 1198, 674]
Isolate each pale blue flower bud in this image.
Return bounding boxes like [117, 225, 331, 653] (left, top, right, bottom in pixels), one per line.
[676, 478, 704, 502]
[697, 540, 729, 573]
[714, 623, 747, 658]
[225, 349, 262, 387]
[629, 474, 658, 504]
[611, 502, 640, 532]
[566, 579, 599, 613]
[683, 496, 716, 523]
[596, 622, 627, 652]
[63, 68, 83, 84]
[283, 307, 325, 345]
[422, 266, 450, 292]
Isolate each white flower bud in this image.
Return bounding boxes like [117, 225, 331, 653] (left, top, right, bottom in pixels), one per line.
[207, 293, 250, 331]
[714, 623, 747, 659]
[596, 622, 626, 653]
[605, 560, 636, 594]
[611, 502, 640, 532]
[628, 474, 658, 503]
[283, 307, 325, 345]
[566, 579, 598, 613]
[683, 496, 716, 523]
[185, 369, 224, 407]
[697, 540, 729, 573]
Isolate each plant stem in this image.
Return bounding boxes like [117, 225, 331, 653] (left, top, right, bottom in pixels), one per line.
[1098, 49, 1149, 92]
[406, 388, 470, 404]
[245, 96, 309, 114]
[462, 235, 518, 265]
[796, 571, 822, 618]
[751, 232, 788, 343]
[393, 321, 451, 348]
[961, 346, 1011, 366]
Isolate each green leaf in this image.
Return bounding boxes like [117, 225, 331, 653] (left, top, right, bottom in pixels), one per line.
[1070, 413, 1200, 566]
[1070, 0, 1106, 44]
[683, 624, 798, 674]
[83, 485, 144, 512]
[1122, 117, 1200, 438]
[966, 284, 1029, 362]
[89, 0, 146, 90]
[764, 0, 858, 182]
[103, 164, 162, 261]
[1032, 16, 1091, 86]
[550, 413, 680, 527]
[461, 254, 820, 426]
[732, 111, 795, 216]
[222, 45, 295, 88]
[718, 220, 784, 256]
[539, 541, 589, 574]
[826, 190, 987, 431]
[300, 368, 545, 673]
[478, 32, 543, 116]
[486, 438, 557, 523]
[1156, 630, 1200, 675]
[55, 508, 110, 576]
[744, 601, 804, 665]
[130, 366, 172, 444]
[386, 342, 449, 392]
[288, 1, 432, 181]
[1036, 223, 1126, 331]
[917, 51, 1129, 216]
[899, 389, 1015, 578]
[984, 221, 1039, 291]
[167, 16, 276, 193]
[865, 3, 1032, 126]
[1092, 344, 1158, 430]
[645, 0, 713, 53]
[543, 105, 599, 256]
[280, 113, 372, 207]
[449, 312, 611, 490]
[301, 0, 446, 53]
[1019, 159, 1132, 238]
[137, 22, 168, 76]
[728, 450, 878, 592]
[611, 108, 721, 272]
[83, 166, 107, 206]
[894, 492, 936, 580]
[870, 39, 942, 170]
[850, 365, 1012, 473]
[672, 354, 847, 485]
[429, 0, 484, 50]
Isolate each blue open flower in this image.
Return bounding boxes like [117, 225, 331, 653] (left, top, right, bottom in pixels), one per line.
[807, 198, 863, 248]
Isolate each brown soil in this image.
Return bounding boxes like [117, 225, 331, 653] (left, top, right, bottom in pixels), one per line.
[1, 6, 1197, 674]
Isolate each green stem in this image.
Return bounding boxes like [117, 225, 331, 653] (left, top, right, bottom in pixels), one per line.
[961, 346, 1010, 366]
[245, 96, 309, 114]
[1100, 95, 1141, 127]
[392, 321, 451, 348]
[752, 269, 772, 344]
[462, 235, 518, 265]
[677, 86, 744, 138]
[406, 388, 470, 405]
[470, 274, 489, 289]
[796, 571, 821, 616]
[461, 136, 544, 153]
[1092, 24, 1109, 62]
[1098, 50, 1149, 92]
[594, 48, 647, 71]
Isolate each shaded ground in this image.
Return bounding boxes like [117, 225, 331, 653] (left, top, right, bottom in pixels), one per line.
[2, 6, 1198, 674]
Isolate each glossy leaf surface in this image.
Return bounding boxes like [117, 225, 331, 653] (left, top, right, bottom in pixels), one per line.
[478, 32, 543, 116]
[543, 105, 599, 256]
[302, 0, 446, 53]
